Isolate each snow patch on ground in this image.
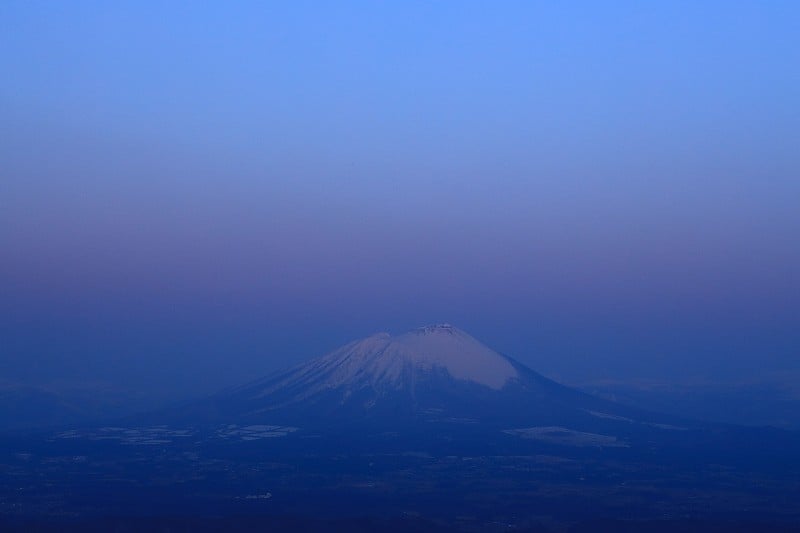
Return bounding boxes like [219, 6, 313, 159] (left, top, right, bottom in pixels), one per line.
[586, 410, 635, 422]
[217, 424, 298, 440]
[645, 422, 688, 431]
[55, 426, 194, 445]
[504, 426, 628, 447]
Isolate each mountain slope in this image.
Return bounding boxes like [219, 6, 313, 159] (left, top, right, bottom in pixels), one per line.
[177, 324, 683, 436]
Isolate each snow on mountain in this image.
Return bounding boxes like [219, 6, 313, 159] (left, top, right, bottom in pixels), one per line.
[254, 324, 518, 402]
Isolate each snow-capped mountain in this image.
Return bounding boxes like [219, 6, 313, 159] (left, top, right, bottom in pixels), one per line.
[180, 324, 678, 435]
[253, 323, 517, 396]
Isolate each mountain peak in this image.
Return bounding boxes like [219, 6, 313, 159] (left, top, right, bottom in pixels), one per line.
[414, 323, 458, 334]
[388, 325, 517, 389]
[251, 325, 519, 404]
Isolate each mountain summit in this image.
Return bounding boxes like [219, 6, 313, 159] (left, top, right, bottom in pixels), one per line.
[287, 324, 518, 392]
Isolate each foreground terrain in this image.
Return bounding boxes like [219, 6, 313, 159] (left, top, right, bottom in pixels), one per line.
[1, 419, 799, 531]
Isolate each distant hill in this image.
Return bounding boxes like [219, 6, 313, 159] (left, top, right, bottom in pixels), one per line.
[0, 381, 158, 431]
[578, 379, 800, 430]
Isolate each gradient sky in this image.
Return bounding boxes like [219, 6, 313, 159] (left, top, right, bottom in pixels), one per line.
[1, 2, 798, 396]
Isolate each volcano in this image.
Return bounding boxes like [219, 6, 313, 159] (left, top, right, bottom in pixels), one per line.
[181, 324, 683, 442]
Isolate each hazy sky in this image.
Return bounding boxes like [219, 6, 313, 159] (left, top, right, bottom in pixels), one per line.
[1, 2, 798, 395]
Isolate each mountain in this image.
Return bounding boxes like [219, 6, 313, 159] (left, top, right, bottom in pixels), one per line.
[176, 324, 685, 440]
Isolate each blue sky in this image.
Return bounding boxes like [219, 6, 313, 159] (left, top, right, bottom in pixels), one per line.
[1, 2, 798, 394]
